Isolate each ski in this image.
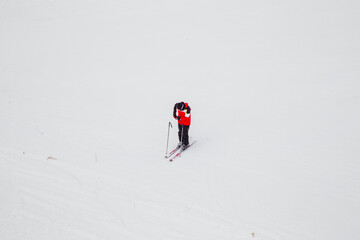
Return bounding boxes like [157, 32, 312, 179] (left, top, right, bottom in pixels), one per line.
[165, 146, 181, 158]
[169, 140, 197, 162]
[165, 137, 194, 158]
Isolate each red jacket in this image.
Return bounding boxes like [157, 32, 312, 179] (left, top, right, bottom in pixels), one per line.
[173, 102, 191, 126]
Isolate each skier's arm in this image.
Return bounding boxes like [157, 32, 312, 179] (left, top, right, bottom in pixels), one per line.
[173, 104, 180, 120]
[185, 105, 191, 114]
[173, 104, 177, 118]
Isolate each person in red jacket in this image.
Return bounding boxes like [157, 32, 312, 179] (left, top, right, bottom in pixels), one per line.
[173, 102, 191, 149]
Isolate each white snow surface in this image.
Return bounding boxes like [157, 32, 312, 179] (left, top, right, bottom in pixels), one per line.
[1, 0, 360, 239]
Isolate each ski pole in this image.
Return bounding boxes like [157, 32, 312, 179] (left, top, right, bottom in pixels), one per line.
[166, 122, 172, 155]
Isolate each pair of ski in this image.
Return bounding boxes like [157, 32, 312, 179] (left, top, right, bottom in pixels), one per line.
[165, 139, 197, 162]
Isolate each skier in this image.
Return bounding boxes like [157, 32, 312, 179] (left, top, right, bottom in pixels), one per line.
[173, 101, 191, 150]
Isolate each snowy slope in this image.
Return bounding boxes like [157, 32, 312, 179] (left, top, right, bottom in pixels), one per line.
[1, 0, 360, 239]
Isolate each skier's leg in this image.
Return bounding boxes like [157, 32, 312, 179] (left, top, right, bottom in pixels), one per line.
[183, 125, 189, 146]
[178, 124, 183, 142]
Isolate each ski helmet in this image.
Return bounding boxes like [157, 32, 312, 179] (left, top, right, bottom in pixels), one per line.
[177, 102, 185, 110]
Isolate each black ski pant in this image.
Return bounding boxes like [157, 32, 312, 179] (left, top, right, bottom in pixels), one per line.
[178, 124, 190, 146]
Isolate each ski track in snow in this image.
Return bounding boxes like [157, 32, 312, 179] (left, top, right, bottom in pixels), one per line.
[1, 149, 281, 240]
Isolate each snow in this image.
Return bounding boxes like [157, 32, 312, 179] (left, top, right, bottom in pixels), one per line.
[1, 0, 360, 239]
